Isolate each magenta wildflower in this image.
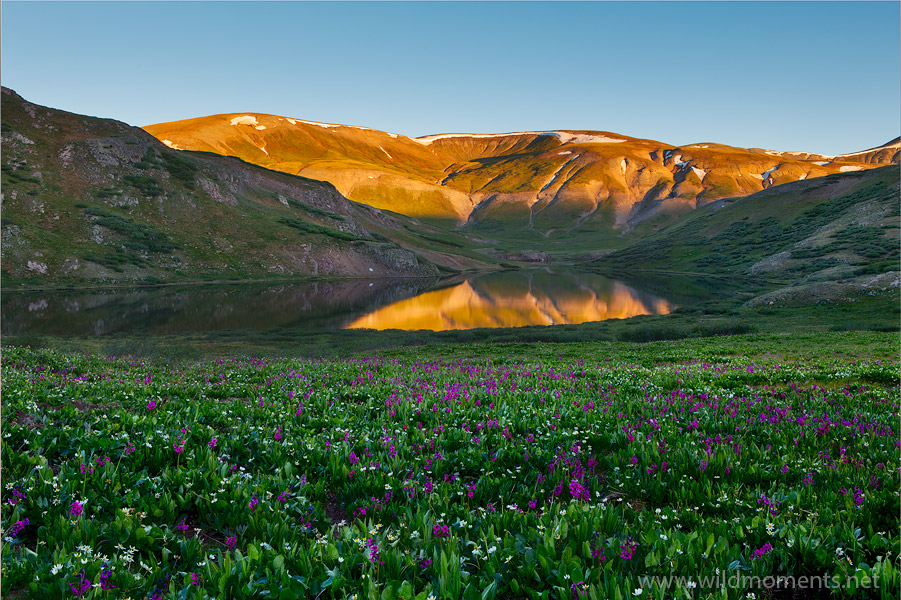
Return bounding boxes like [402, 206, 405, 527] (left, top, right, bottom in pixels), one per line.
[571, 581, 589, 597]
[208, 437, 217, 448]
[620, 537, 638, 560]
[68, 570, 92, 596]
[590, 531, 607, 562]
[190, 573, 202, 586]
[147, 399, 157, 411]
[364, 538, 383, 564]
[758, 493, 780, 515]
[752, 543, 774, 560]
[70, 500, 84, 517]
[225, 535, 237, 549]
[7, 486, 26, 506]
[249, 494, 259, 512]
[6, 518, 28, 538]
[432, 524, 450, 538]
[99, 563, 115, 591]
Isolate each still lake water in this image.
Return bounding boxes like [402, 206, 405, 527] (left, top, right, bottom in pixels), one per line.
[1, 270, 726, 336]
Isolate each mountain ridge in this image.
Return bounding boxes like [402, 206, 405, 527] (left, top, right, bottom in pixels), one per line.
[144, 112, 899, 239]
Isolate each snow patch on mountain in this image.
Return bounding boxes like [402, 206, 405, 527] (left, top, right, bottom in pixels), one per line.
[539, 155, 580, 195]
[161, 139, 181, 150]
[761, 166, 780, 181]
[691, 167, 707, 181]
[839, 165, 864, 172]
[813, 161, 830, 166]
[555, 132, 625, 145]
[380, 146, 393, 160]
[255, 125, 267, 130]
[230, 116, 259, 126]
[411, 131, 625, 146]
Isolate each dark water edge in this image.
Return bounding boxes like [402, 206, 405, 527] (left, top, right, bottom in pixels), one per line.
[1, 277, 448, 336]
[0, 269, 742, 336]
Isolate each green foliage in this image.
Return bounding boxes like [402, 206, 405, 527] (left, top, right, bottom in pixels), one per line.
[617, 319, 755, 342]
[160, 150, 198, 189]
[285, 197, 345, 221]
[0, 346, 898, 599]
[132, 146, 198, 189]
[603, 172, 899, 278]
[82, 206, 177, 254]
[92, 187, 120, 200]
[123, 174, 164, 198]
[133, 147, 162, 171]
[82, 247, 148, 271]
[2, 162, 42, 185]
[278, 217, 363, 242]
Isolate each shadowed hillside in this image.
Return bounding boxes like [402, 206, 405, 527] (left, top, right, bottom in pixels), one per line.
[0, 88, 500, 286]
[595, 165, 900, 305]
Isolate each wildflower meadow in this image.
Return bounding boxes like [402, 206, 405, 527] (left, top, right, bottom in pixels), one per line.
[1, 346, 899, 599]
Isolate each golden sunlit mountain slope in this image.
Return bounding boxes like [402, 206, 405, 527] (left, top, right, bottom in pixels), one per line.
[144, 114, 899, 240]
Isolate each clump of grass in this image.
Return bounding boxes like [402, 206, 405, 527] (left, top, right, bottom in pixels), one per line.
[160, 150, 198, 188]
[618, 319, 755, 342]
[278, 217, 363, 242]
[123, 174, 163, 197]
[82, 206, 177, 254]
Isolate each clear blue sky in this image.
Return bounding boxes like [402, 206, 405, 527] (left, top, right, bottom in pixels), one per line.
[2, 1, 899, 154]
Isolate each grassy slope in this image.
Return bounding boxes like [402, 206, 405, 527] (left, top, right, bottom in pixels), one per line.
[0, 88, 503, 287]
[596, 166, 900, 283]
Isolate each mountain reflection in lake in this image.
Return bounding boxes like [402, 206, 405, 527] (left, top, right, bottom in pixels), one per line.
[2, 270, 688, 337]
[347, 270, 671, 330]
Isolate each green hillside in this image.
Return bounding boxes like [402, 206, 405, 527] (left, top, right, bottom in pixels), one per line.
[596, 165, 900, 304]
[0, 88, 499, 287]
